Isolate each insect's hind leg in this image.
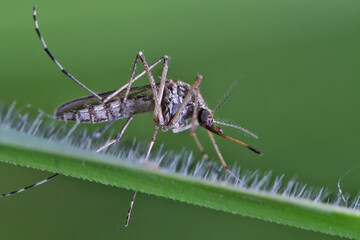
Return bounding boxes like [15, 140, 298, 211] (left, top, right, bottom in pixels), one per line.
[33, 6, 102, 100]
[1, 173, 60, 198]
[34, 7, 170, 106]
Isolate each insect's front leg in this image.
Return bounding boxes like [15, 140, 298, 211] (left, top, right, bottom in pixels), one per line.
[206, 131, 246, 186]
[184, 75, 213, 164]
[187, 76, 212, 161]
[165, 75, 212, 165]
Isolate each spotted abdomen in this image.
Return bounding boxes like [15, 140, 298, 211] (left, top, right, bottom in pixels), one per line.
[55, 85, 155, 123]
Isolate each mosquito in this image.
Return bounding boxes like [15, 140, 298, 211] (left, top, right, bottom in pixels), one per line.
[1, 6, 262, 226]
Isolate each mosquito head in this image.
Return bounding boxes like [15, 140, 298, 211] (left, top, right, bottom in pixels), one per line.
[198, 108, 221, 134]
[198, 108, 262, 156]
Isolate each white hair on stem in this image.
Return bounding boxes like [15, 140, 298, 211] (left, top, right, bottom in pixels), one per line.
[1, 102, 360, 212]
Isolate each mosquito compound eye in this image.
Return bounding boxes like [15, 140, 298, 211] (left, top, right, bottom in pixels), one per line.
[198, 109, 210, 124]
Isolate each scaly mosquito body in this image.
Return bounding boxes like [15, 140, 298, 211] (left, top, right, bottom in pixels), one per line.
[56, 80, 206, 134]
[1, 6, 262, 227]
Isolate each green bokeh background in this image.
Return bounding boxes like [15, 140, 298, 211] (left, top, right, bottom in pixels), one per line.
[1, 1, 360, 239]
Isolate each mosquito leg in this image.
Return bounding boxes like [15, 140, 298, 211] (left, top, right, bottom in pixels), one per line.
[125, 190, 137, 227]
[108, 52, 168, 119]
[191, 77, 201, 134]
[207, 131, 247, 186]
[94, 116, 137, 229]
[191, 132, 208, 162]
[166, 75, 219, 173]
[104, 56, 168, 107]
[34, 7, 169, 105]
[156, 54, 169, 108]
[138, 52, 169, 125]
[103, 53, 141, 110]
[189, 76, 208, 160]
[1, 173, 60, 198]
[144, 126, 160, 162]
[96, 116, 134, 153]
[114, 55, 140, 113]
[124, 126, 159, 227]
[103, 57, 168, 103]
[33, 6, 102, 100]
[171, 123, 219, 172]
[189, 77, 221, 174]
[171, 75, 244, 183]
[90, 120, 116, 140]
[171, 124, 193, 133]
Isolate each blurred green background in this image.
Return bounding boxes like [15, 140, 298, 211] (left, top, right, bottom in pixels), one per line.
[1, 0, 360, 239]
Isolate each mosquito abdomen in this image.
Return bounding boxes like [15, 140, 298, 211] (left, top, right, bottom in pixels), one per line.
[56, 86, 155, 123]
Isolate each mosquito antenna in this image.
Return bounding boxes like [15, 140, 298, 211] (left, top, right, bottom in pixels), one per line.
[213, 80, 240, 113]
[1, 173, 60, 198]
[213, 120, 258, 139]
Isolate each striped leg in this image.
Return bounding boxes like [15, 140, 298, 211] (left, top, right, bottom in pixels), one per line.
[125, 191, 137, 227]
[115, 51, 169, 227]
[1, 173, 60, 198]
[124, 126, 159, 227]
[33, 6, 169, 105]
[33, 6, 102, 100]
[33, 7, 170, 227]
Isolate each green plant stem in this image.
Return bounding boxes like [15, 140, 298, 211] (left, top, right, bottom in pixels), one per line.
[0, 127, 360, 239]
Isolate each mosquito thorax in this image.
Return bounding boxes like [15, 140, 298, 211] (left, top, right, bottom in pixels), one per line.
[162, 80, 206, 130]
